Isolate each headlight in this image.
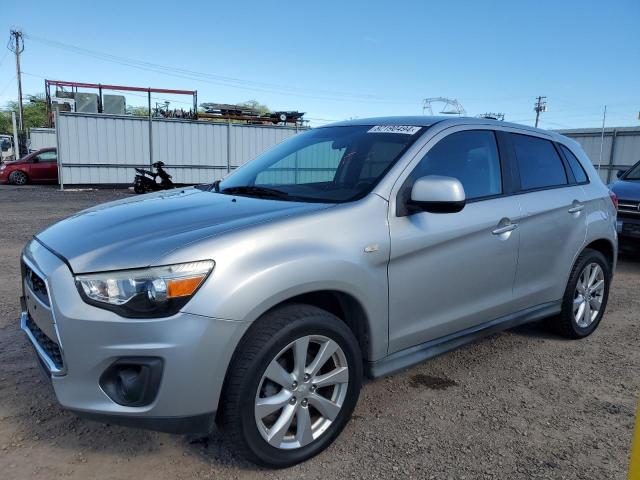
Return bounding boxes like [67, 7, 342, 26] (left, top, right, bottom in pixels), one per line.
[75, 260, 214, 318]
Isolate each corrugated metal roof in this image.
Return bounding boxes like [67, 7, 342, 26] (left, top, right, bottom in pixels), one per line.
[556, 126, 640, 135]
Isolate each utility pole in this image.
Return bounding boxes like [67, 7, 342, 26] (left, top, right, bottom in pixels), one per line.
[8, 30, 25, 134]
[534, 96, 547, 128]
[11, 112, 20, 159]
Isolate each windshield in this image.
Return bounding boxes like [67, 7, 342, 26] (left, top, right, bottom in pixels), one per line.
[218, 125, 424, 203]
[623, 162, 640, 180]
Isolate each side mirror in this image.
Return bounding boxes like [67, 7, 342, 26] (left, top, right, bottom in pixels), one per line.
[616, 169, 626, 179]
[408, 175, 466, 214]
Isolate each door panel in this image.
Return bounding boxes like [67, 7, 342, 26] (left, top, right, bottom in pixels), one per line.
[45, 160, 58, 181]
[37, 151, 57, 181]
[512, 186, 587, 309]
[388, 197, 521, 353]
[28, 160, 49, 181]
[508, 133, 587, 309]
[27, 152, 57, 181]
[387, 128, 520, 354]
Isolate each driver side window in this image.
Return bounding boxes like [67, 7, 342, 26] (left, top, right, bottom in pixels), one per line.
[36, 151, 57, 163]
[411, 130, 502, 200]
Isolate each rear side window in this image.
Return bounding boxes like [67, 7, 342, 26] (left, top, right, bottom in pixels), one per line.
[512, 134, 567, 190]
[412, 130, 502, 200]
[559, 144, 588, 183]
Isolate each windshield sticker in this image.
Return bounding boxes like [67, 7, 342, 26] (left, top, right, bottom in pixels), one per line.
[367, 125, 421, 135]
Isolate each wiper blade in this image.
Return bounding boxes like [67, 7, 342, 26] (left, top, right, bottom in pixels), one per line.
[220, 185, 290, 199]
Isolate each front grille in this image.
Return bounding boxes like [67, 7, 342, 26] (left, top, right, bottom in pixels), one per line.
[618, 199, 640, 218]
[23, 263, 49, 306]
[26, 314, 63, 369]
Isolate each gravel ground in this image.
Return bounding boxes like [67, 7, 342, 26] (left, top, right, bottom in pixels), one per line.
[0, 184, 638, 480]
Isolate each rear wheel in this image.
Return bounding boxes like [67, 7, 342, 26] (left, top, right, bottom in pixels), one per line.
[551, 249, 611, 338]
[219, 304, 362, 467]
[9, 170, 28, 185]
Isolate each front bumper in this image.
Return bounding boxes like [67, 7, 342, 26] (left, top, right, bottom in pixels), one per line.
[20, 239, 249, 434]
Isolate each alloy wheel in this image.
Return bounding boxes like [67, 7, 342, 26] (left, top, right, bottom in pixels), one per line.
[13, 171, 27, 185]
[254, 335, 349, 450]
[573, 262, 605, 328]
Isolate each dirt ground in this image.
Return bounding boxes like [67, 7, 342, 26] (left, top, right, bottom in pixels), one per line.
[0, 184, 638, 480]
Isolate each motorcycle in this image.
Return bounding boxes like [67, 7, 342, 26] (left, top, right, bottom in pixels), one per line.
[133, 161, 174, 194]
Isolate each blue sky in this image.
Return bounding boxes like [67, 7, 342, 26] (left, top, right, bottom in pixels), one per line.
[1, 0, 638, 128]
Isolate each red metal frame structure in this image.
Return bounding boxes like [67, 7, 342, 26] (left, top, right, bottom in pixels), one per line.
[44, 79, 198, 125]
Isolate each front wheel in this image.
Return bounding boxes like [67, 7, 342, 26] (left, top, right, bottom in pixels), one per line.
[219, 304, 362, 467]
[551, 248, 611, 338]
[9, 170, 28, 185]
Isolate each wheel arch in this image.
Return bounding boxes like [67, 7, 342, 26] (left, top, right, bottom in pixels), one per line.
[273, 290, 371, 363]
[238, 289, 372, 364]
[583, 238, 615, 272]
[563, 238, 616, 294]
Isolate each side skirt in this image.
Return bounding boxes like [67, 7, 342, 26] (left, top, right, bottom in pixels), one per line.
[366, 301, 561, 379]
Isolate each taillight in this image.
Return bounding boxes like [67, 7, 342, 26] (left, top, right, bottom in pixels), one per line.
[609, 190, 618, 210]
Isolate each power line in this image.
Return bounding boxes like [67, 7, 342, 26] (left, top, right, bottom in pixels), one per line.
[24, 33, 421, 105]
[0, 74, 16, 97]
[0, 50, 9, 69]
[537, 119, 572, 128]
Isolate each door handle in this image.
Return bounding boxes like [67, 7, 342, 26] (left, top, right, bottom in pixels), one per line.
[568, 204, 584, 214]
[492, 223, 518, 235]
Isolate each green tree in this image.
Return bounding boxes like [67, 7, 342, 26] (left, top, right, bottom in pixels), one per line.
[0, 93, 48, 134]
[240, 100, 270, 115]
[126, 105, 150, 116]
[0, 110, 11, 134]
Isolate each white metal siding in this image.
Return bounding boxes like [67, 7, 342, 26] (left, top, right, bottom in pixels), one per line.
[557, 127, 640, 183]
[613, 134, 640, 166]
[229, 124, 296, 168]
[56, 113, 303, 185]
[28, 128, 57, 151]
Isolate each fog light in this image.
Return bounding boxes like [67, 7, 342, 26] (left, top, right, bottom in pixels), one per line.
[99, 357, 163, 407]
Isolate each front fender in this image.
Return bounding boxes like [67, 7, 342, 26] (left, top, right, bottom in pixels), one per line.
[178, 195, 392, 361]
[185, 254, 388, 361]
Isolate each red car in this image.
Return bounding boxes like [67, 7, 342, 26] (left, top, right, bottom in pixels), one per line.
[0, 148, 58, 185]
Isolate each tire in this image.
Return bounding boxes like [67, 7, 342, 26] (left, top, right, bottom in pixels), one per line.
[219, 303, 362, 467]
[551, 248, 611, 339]
[9, 170, 28, 185]
[133, 183, 145, 194]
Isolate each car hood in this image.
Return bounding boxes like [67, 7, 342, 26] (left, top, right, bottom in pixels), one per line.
[610, 180, 640, 202]
[36, 187, 332, 273]
[2, 159, 25, 166]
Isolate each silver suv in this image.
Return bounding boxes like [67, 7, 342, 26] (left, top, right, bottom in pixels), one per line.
[20, 117, 617, 466]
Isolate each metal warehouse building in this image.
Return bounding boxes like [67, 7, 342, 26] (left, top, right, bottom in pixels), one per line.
[557, 126, 640, 183]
